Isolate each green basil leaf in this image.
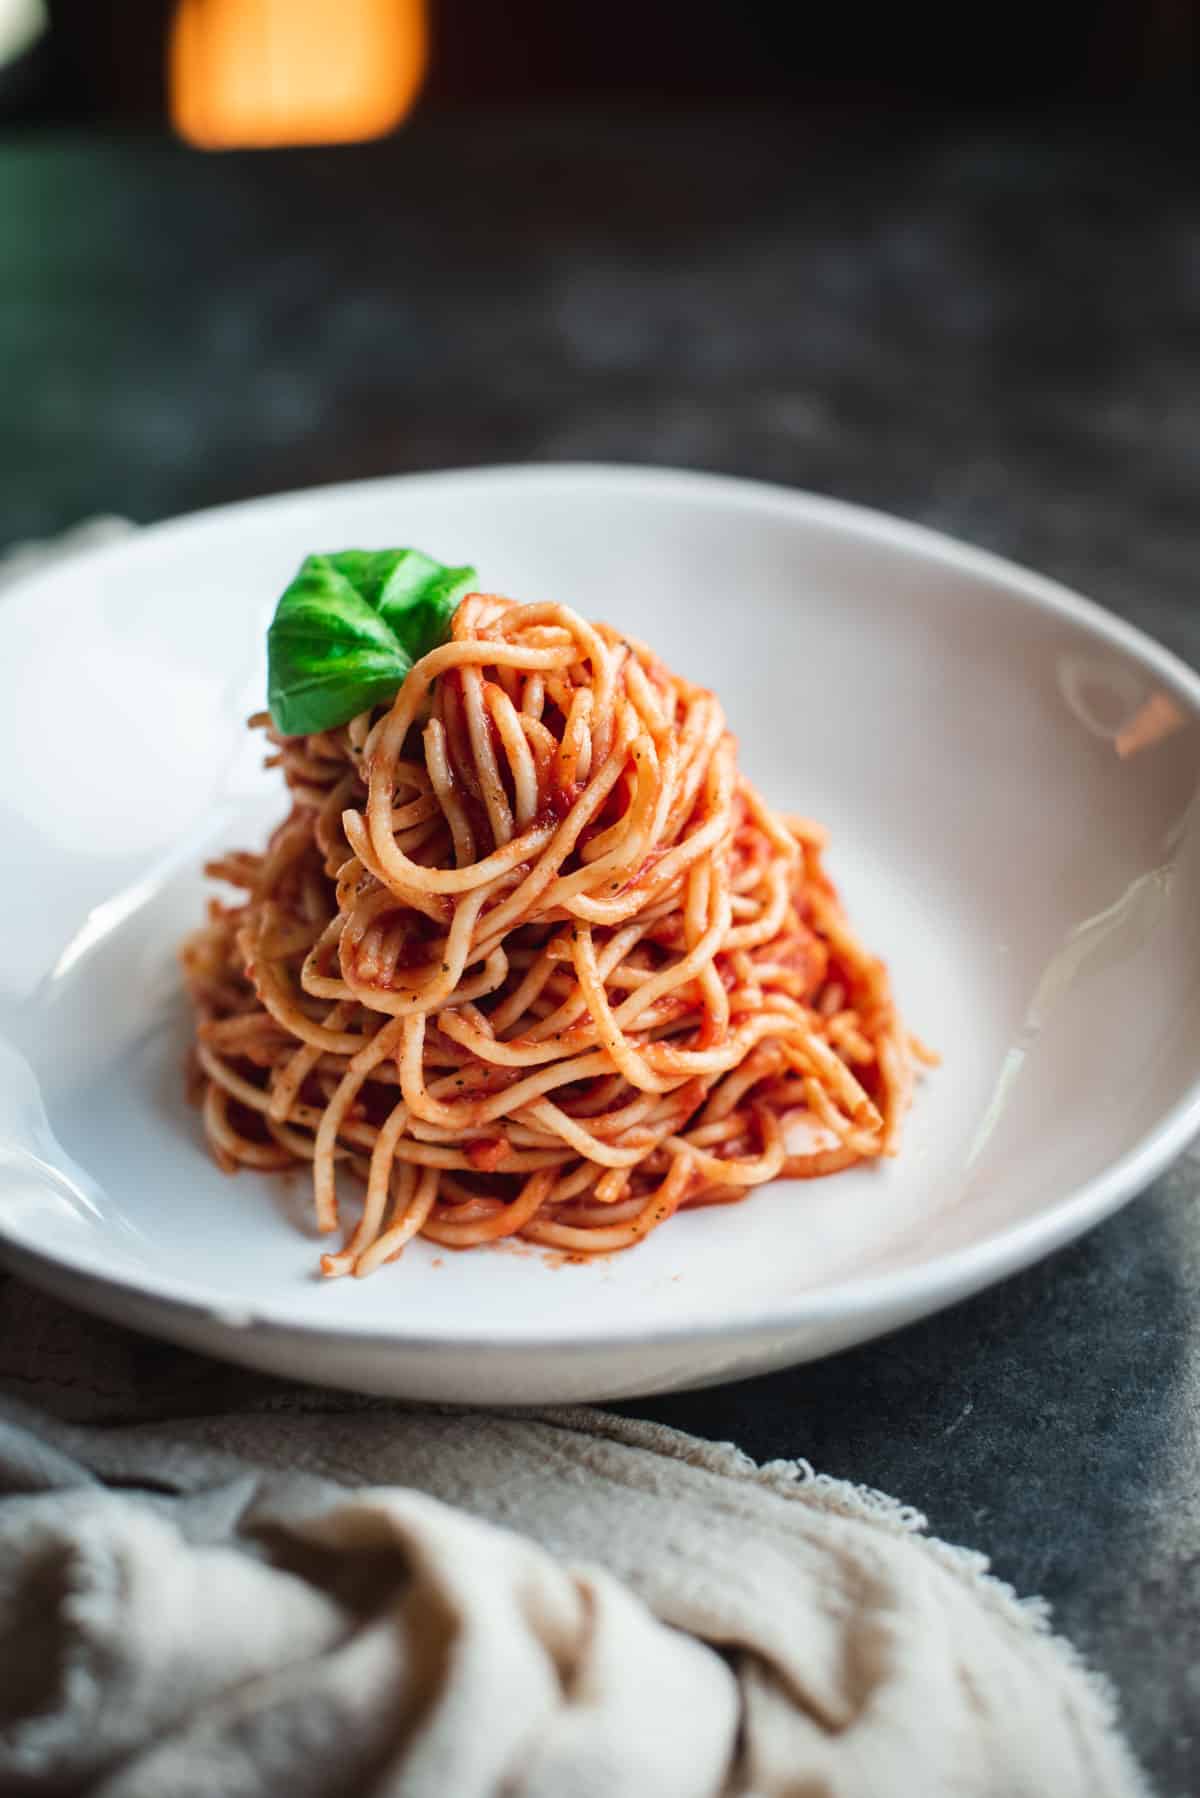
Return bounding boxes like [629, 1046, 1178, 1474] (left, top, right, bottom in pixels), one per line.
[266, 548, 476, 736]
[369, 550, 477, 659]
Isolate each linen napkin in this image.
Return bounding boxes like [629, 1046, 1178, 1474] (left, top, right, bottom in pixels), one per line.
[0, 524, 1148, 1795]
[0, 1335, 1147, 1798]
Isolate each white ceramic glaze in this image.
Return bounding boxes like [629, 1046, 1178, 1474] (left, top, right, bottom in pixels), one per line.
[2, 465, 1199, 1403]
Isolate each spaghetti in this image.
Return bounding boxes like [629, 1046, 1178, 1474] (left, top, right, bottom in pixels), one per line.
[182, 590, 929, 1276]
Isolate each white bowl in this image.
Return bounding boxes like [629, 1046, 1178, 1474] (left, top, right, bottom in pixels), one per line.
[2, 465, 1198, 1403]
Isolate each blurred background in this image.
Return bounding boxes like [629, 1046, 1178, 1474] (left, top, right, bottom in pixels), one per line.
[5, 3, 1199, 119]
[0, 0, 1198, 653]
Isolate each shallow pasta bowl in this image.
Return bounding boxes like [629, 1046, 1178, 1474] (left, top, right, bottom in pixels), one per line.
[1, 464, 1199, 1404]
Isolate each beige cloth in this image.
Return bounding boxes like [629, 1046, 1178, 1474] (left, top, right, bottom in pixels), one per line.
[0, 1396, 1147, 1798]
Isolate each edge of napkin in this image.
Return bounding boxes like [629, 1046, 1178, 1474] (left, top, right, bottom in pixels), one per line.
[522, 1405, 1143, 1781]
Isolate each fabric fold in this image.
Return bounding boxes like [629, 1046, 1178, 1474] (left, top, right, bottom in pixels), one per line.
[0, 1493, 348, 1789]
[0, 1399, 1146, 1797]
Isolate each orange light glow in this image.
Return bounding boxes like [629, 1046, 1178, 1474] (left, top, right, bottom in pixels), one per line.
[169, 0, 428, 151]
[1115, 690, 1187, 760]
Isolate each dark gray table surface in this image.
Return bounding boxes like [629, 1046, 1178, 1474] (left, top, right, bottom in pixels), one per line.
[2, 113, 1198, 1793]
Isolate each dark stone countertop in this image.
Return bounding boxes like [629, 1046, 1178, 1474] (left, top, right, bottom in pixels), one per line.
[1, 112, 1198, 1793]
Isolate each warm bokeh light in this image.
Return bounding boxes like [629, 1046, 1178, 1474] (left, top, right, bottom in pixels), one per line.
[1115, 691, 1187, 759]
[169, 0, 428, 151]
[0, 0, 46, 71]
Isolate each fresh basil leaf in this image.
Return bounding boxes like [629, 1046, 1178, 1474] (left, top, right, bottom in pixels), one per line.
[266, 548, 476, 736]
[370, 550, 477, 659]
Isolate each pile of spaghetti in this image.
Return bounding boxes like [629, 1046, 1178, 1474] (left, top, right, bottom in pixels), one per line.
[182, 591, 927, 1277]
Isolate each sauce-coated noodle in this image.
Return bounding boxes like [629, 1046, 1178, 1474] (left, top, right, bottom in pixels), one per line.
[181, 593, 929, 1276]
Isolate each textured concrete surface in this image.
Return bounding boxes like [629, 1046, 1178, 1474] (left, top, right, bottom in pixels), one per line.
[1, 113, 1198, 1792]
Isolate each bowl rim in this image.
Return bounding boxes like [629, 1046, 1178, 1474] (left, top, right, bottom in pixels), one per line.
[3, 459, 1200, 1353]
